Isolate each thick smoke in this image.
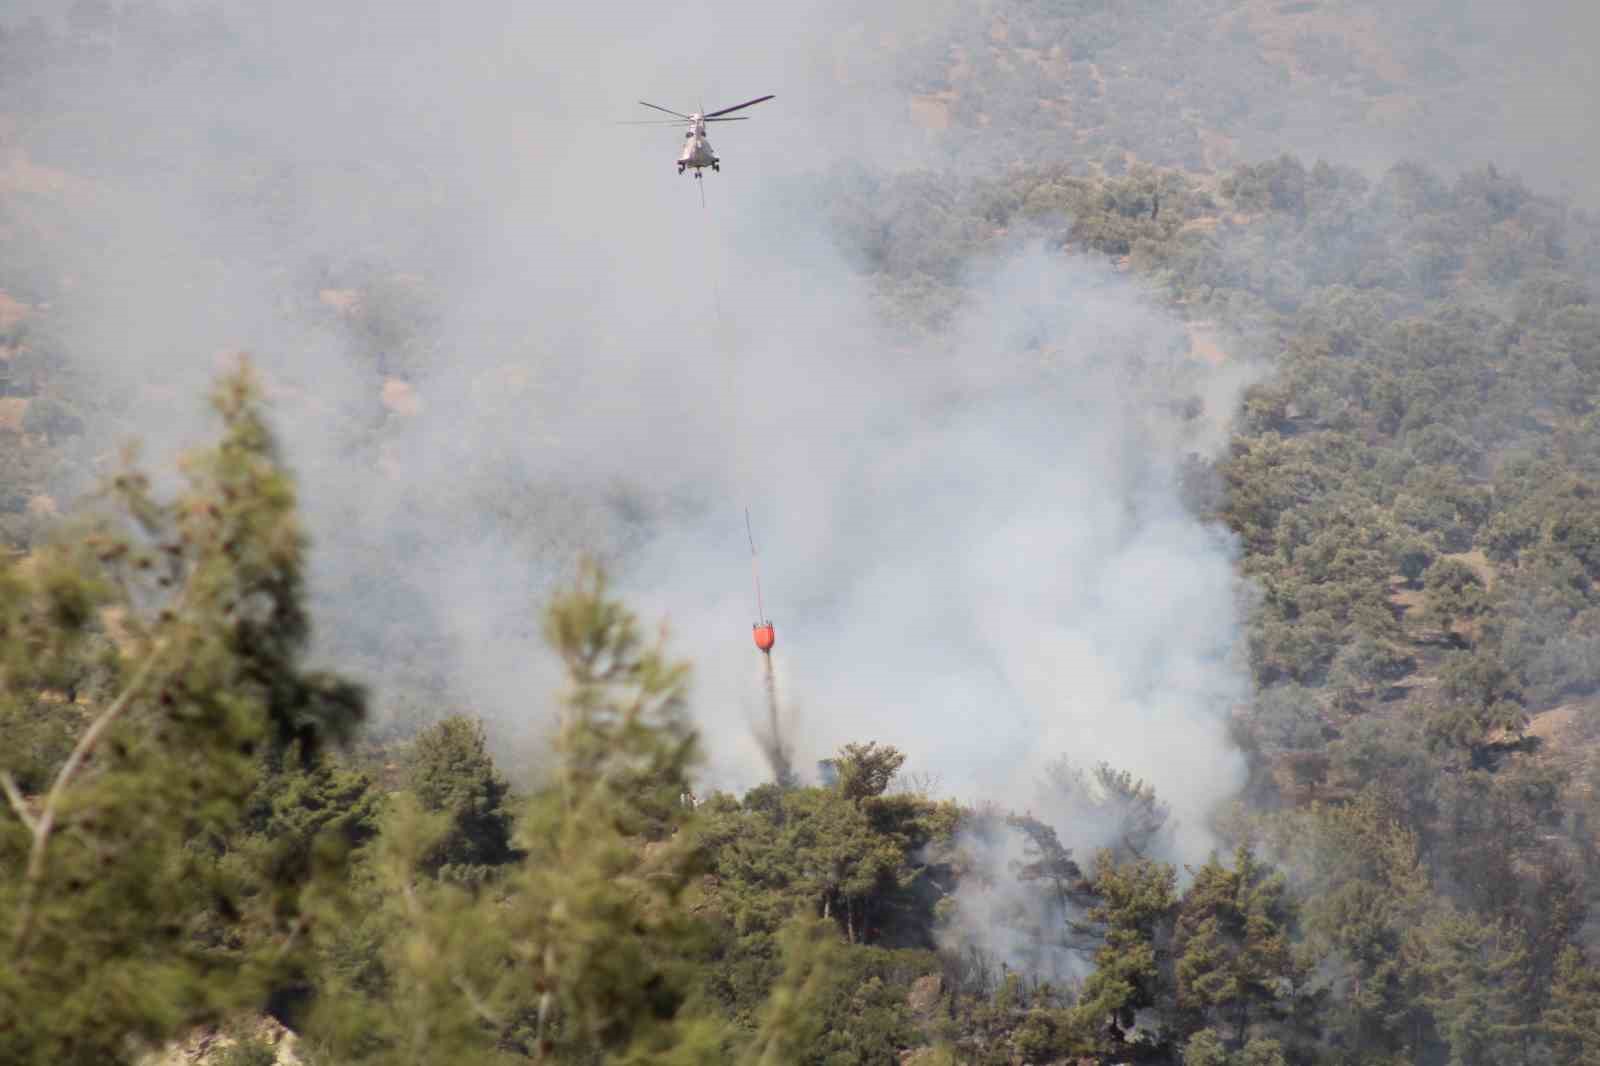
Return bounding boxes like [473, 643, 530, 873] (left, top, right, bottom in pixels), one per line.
[2, 0, 1267, 938]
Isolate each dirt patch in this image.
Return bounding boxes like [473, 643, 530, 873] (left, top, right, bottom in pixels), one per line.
[381, 378, 422, 417]
[1198, 128, 1239, 172]
[1529, 703, 1584, 745]
[906, 973, 944, 1014]
[1037, 98, 1071, 126]
[946, 45, 974, 85]
[471, 364, 534, 413]
[1185, 320, 1231, 365]
[1087, 62, 1107, 98]
[0, 291, 29, 330]
[0, 396, 29, 432]
[1491, 701, 1600, 776]
[146, 1014, 304, 1066]
[1245, 0, 1408, 86]
[1365, 93, 1424, 128]
[909, 94, 953, 131]
[318, 288, 360, 315]
[0, 146, 93, 202]
[100, 606, 137, 657]
[136, 384, 184, 416]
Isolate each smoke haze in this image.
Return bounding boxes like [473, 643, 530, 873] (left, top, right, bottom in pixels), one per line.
[6, 0, 1591, 893]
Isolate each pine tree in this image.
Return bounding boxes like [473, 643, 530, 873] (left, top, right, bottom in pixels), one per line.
[833, 741, 907, 806]
[1071, 853, 1178, 1056]
[406, 714, 518, 883]
[1286, 793, 1435, 1059]
[1415, 911, 1531, 1066]
[305, 562, 843, 1065]
[1174, 846, 1301, 1049]
[0, 362, 368, 1065]
[1543, 945, 1600, 1063]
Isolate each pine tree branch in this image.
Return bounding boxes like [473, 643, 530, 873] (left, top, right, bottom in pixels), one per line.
[272, 913, 309, 962]
[10, 542, 208, 960]
[453, 976, 502, 1027]
[0, 771, 37, 834]
[11, 645, 164, 958]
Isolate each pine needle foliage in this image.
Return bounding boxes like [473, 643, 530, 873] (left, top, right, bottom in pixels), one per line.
[1543, 945, 1600, 1062]
[0, 360, 368, 1065]
[305, 561, 842, 1066]
[405, 714, 518, 882]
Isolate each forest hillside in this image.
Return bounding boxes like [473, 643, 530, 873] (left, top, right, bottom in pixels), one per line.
[3, 2, 1600, 1065]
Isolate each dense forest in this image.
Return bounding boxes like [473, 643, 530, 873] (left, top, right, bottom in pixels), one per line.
[4, 2, 1600, 1065]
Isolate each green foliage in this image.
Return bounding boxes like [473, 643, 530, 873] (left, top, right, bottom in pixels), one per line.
[305, 792, 521, 1066]
[739, 918, 849, 1066]
[1244, 684, 1325, 756]
[1394, 536, 1435, 584]
[1278, 794, 1434, 1059]
[1415, 912, 1531, 1066]
[1238, 1036, 1287, 1066]
[704, 779, 945, 945]
[307, 563, 858, 1066]
[832, 741, 907, 805]
[0, 362, 367, 1065]
[1072, 853, 1178, 1054]
[1487, 547, 1600, 703]
[789, 947, 935, 1066]
[1174, 846, 1300, 1046]
[1182, 1027, 1229, 1066]
[1181, 1028, 1288, 1066]
[8, 17, 1600, 1061]
[20, 395, 84, 441]
[1009, 1006, 1082, 1063]
[1427, 649, 1526, 751]
[230, 755, 384, 992]
[406, 715, 517, 882]
[1421, 558, 1487, 635]
[1543, 946, 1600, 1063]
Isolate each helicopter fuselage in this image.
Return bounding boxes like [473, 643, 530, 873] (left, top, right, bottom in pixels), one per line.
[636, 95, 770, 178]
[677, 115, 719, 174]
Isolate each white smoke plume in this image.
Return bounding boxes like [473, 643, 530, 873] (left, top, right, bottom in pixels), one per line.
[5, 2, 1261, 954]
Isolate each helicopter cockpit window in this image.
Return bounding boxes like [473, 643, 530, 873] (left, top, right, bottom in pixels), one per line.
[684, 131, 692, 138]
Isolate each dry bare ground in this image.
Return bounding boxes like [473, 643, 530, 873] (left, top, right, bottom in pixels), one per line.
[0, 290, 29, 330]
[0, 396, 30, 432]
[145, 1016, 302, 1066]
[1184, 320, 1231, 365]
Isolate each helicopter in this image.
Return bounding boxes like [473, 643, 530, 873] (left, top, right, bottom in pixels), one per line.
[624, 95, 775, 180]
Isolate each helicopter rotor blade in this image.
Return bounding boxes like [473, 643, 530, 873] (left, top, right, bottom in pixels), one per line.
[704, 94, 774, 118]
[703, 116, 750, 123]
[638, 100, 691, 119]
[615, 119, 691, 125]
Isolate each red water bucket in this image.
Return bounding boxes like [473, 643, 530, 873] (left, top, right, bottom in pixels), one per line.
[752, 622, 775, 652]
